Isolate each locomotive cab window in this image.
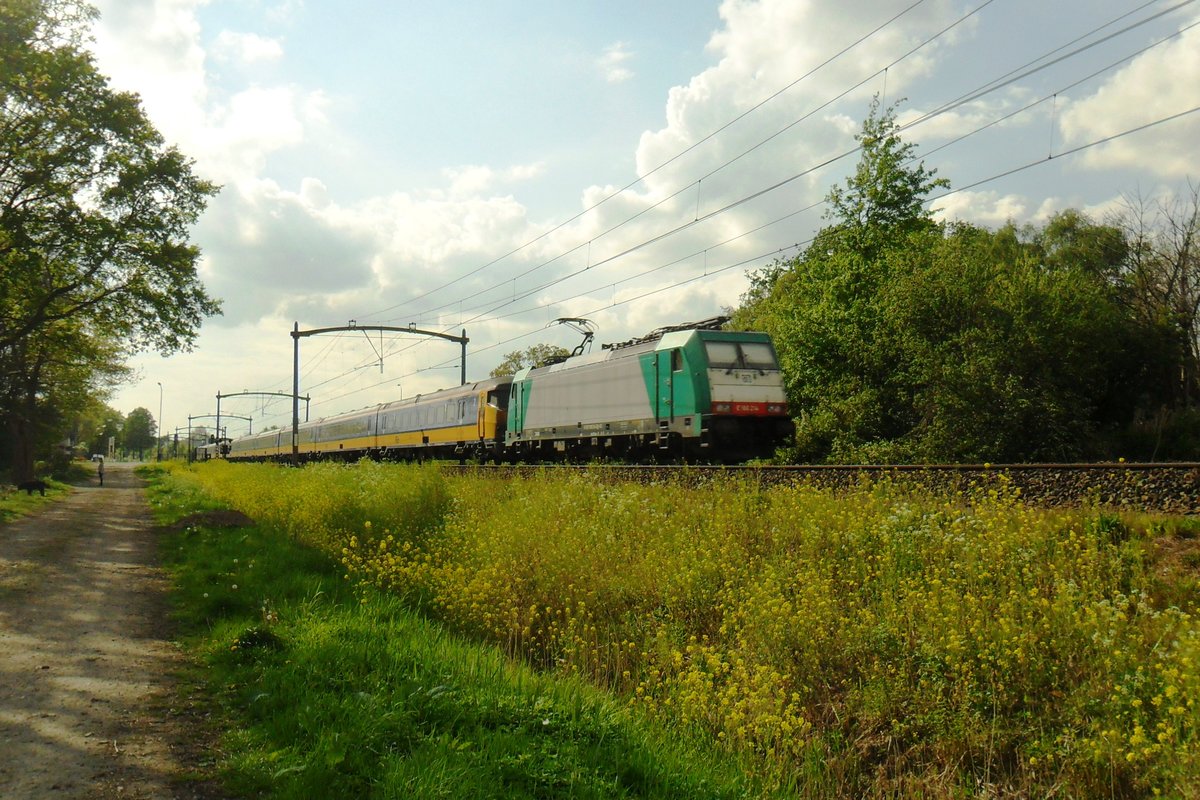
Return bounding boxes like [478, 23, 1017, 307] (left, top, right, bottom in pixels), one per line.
[705, 341, 779, 372]
[671, 349, 683, 372]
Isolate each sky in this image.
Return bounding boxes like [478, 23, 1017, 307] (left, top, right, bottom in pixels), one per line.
[86, 0, 1200, 440]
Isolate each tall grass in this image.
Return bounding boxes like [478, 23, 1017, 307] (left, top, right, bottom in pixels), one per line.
[176, 461, 1200, 797]
[150, 463, 771, 798]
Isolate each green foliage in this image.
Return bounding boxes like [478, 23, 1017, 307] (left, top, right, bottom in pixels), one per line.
[0, 0, 220, 478]
[824, 96, 948, 256]
[733, 98, 1177, 463]
[490, 343, 572, 377]
[122, 406, 156, 457]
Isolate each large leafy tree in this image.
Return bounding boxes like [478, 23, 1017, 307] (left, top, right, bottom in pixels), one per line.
[0, 317, 129, 471]
[733, 99, 1165, 462]
[823, 96, 948, 257]
[0, 0, 220, 478]
[875, 219, 1156, 461]
[733, 98, 948, 460]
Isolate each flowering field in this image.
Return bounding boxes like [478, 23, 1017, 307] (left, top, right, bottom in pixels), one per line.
[174, 460, 1200, 797]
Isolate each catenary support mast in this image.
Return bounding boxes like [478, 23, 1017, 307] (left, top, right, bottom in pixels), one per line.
[290, 321, 469, 465]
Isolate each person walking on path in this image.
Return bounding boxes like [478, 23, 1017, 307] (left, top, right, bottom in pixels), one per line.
[97, 456, 104, 486]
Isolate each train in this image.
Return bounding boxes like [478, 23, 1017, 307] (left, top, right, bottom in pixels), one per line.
[213, 319, 794, 464]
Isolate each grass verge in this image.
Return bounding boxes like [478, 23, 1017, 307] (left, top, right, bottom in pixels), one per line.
[144, 465, 776, 799]
[168, 460, 1200, 798]
[0, 478, 70, 523]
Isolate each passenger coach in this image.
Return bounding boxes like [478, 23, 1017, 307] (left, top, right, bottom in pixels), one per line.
[225, 377, 510, 462]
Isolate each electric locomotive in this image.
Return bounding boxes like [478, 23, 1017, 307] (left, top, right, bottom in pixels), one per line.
[506, 318, 792, 461]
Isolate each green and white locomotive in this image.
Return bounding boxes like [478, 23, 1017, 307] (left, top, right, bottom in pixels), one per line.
[505, 318, 793, 461]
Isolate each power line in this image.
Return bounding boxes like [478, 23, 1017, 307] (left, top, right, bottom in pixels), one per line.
[382, 0, 1003, 329]
[272, 5, 1200, 413]
[361, 0, 938, 321]
[308, 101, 1200, 411]
[386, 0, 1178, 334]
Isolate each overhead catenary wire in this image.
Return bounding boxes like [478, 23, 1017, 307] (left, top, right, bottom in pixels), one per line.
[362, 0, 940, 321]
[250, 0, 971, 405]
[362, 8, 1195, 343]
[379, 0, 1004, 329]
[256, 3, 1199, 419]
[397, 7, 1198, 343]
[275, 102, 1200, 423]
[383, 0, 1183, 334]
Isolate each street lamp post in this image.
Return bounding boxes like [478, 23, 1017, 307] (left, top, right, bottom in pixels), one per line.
[157, 381, 164, 462]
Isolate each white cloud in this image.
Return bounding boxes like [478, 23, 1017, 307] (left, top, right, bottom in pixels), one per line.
[931, 190, 1030, 226]
[91, 0, 209, 140]
[1058, 22, 1200, 178]
[442, 165, 496, 198]
[151, 85, 330, 187]
[597, 42, 635, 83]
[93, 1, 328, 186]
[505, 163, 546, 183]
[630, 0, 965, 209]
[212, 30, 284, 64]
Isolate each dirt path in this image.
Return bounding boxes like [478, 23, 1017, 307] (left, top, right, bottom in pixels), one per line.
[0, 463, 221, 799]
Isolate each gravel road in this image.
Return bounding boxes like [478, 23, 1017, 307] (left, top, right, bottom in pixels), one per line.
[0, 462, 222, 799]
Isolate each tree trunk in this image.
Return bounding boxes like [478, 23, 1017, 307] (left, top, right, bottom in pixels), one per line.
[8, 404, 37, 482]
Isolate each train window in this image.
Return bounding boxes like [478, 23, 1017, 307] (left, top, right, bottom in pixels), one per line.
[671, 349, 683, 372]
[740, 342, 778, 370]
[705, 341, 779, 371]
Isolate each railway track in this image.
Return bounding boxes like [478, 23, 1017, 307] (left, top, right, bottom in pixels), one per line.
[441, 462, 1200, 514]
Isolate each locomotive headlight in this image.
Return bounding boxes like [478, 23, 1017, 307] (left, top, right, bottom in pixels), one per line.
[714, 402, 731, 413]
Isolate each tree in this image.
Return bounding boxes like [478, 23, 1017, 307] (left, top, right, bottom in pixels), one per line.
[122, 407, 155, 460]
[1111, 184, 1200, 406]
[0, 316, 129, 474]
[732, 100, 1167, 463]
[877, 220, 1154, 461]
[733, 98, 948, 460]
[0, 0, 220, 479]
[88, 406, 124, 459]
[490, 344, 571, 377]
[824, 95, 948, 257]
[71, 398, 118, 456]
